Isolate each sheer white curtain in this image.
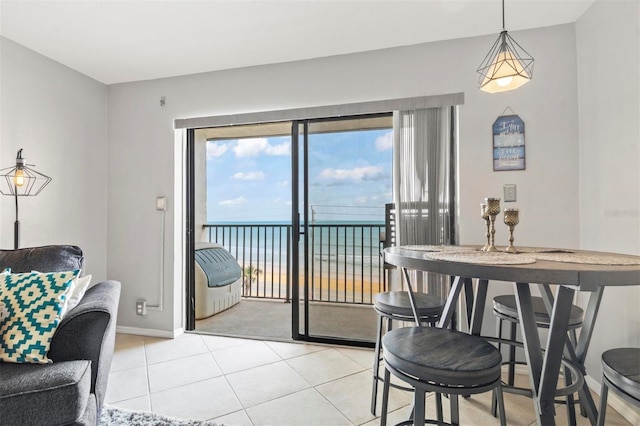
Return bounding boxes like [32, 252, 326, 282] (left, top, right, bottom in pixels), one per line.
[392, 107, 457, 297]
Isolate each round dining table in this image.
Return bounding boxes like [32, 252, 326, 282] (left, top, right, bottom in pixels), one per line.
[383, 245, 640, 426]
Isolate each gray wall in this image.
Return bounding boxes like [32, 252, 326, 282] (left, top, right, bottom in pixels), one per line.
[107, 23, 581, 333]
[576, 0, 640, 395]
[0, 36, 108, 280]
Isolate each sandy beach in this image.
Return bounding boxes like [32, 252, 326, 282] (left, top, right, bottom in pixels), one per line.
[241, 267, 385, 304]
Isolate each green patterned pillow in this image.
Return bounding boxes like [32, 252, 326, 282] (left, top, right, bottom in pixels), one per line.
[0, 270, 79, 364]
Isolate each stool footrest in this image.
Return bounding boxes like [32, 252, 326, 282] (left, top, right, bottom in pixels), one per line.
[374, 376, 414, 393]
[488, 333, 586, 398]
[394, 420, 451, 426]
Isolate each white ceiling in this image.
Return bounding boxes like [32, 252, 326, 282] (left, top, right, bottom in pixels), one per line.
[0, 0, 595, 85]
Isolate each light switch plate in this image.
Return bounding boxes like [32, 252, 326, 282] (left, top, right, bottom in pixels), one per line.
[504, 184, 517, 202]
[156, 196, 167, 211]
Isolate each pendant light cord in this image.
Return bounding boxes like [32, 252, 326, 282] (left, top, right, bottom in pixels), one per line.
[502, 0, 506, 30]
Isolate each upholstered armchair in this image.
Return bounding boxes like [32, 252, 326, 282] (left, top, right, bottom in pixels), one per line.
[0, 245, 121, 426]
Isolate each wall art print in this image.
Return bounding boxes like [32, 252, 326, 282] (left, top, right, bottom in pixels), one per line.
[493, 114, 525, 171]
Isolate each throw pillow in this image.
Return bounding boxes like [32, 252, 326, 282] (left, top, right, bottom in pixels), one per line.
[29, 271, 91, 318]
[61, 274, 92, 317]
[0, 270, 79, 364]
[0, 268, 6, 322]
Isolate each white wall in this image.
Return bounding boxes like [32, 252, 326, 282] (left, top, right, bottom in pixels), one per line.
[108, 23, 580, 333]
[0, 37, 108, 280]
[576, 0, 640, 401]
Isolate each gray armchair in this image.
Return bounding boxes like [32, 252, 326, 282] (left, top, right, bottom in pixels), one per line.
[0, 245, 121, 426]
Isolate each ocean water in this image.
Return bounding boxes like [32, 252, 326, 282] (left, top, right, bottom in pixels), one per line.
[205, 221, 385, 274]
[204, 221, 387, 302]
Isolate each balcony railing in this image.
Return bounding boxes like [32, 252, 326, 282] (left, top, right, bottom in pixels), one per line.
[203, 223, 385, 305]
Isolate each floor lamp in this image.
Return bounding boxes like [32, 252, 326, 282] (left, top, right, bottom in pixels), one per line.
[0, 149, 52, 249]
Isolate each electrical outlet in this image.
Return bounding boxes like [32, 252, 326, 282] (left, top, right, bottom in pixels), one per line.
[504, 184, 517, 202]
[136, 300, 147, 316]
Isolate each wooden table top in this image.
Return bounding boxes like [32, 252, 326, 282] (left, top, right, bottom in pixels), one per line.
[384, 246, 640, 291]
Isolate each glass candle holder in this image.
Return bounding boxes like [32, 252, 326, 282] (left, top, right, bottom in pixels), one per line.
[503, 208, 520, 253]
[484, 197, 501, 252]
[480, 203, 490, 251]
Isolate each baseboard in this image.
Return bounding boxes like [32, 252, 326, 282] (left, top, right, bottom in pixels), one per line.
[116, 325, 185, 339]
[585, 375, 640, 424]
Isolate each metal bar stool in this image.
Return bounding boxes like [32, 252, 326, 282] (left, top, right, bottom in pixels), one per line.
[492, 294, 585, 423]
[371, 291, 445, 415]
[597, 348, 640, 426]
[380, 326, 507, 426]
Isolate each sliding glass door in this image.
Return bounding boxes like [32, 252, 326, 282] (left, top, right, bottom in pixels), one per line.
[292, 115, 393, 345]
[187, 114, 393, 346]
[181, 95, 461, 344]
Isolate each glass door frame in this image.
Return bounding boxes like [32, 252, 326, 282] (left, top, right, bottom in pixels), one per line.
[185, 128, 196, 331]
[178, 94, 462, 336]
[291, 121, 303, 340]
[291, 114, 391, 348]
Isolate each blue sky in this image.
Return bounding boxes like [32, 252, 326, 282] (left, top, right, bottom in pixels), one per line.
[206, 128, 393, 223]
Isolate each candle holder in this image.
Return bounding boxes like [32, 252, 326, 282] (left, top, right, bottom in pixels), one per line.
[480, 203, 491, 251]
[503, 208, 520, 253]
[484, 197, 501, 252]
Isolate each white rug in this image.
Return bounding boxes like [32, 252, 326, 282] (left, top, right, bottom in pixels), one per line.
[100, 405, 223, 426]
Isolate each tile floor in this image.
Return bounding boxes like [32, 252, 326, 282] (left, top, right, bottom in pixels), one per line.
[106, 333, 632, 426]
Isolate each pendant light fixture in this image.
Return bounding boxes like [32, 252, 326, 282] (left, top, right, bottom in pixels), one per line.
[477, 0, 534, 93]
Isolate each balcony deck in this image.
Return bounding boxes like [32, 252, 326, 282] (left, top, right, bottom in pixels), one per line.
[197, 222, 388, 343]
[195, 298, 379, 343]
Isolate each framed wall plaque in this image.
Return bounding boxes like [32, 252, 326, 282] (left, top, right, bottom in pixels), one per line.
[493, 114, 525, 171]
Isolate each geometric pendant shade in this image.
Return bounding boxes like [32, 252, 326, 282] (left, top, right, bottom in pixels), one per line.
[477, 0, 534, 93]
[0, 149, 51, 196]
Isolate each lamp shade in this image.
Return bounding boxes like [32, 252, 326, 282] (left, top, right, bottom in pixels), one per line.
[478, 31, 534, 94]
[0, 149, 51, 196]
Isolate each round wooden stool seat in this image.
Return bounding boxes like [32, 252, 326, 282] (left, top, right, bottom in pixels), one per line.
[370, 291, 446, 416]
[493, 295, 583, 328]
[374, 291, 445, 319]
[380, 326, 506, 425]
[597, 348, 640, 425]
[602, 348, 640, 401]
[383, 327, 502, 388]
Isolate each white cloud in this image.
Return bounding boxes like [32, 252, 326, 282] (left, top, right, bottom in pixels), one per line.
[233, 138, 290, 157]
[267, 141, 290, 156]
[219, 196, 247, 207]
[356, 196, 368, 204]
[277, 180, 289, 186]
[320, 166, 383, 181]
[207, 142, 229, 158]
[375, 131, 393, 152]
[232, 171, 264, 180]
